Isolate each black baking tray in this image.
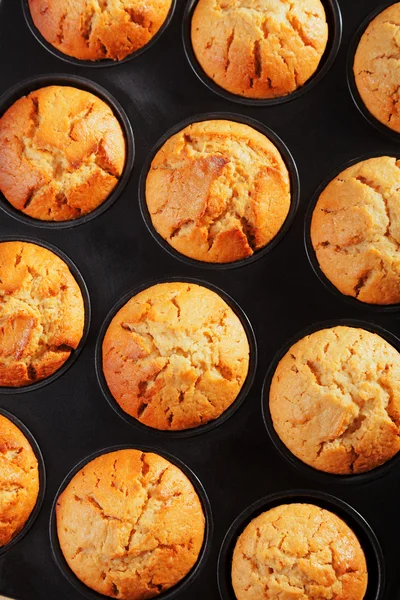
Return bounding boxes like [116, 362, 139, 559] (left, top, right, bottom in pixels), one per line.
[1, 1, 400, 599]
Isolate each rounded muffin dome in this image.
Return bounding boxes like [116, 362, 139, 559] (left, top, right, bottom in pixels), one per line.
[269, 326, 400, 475]
[0, 85, 126, 222]
[102, 282, 250, 430]
[191, 0, 328, 99]
[354, 3, 400, 134]
[28, 0, 173, 62]
[56, 449, 205, 600]
[145, 120, 291, 264]
[311, 156, 400, 305]
[0, 414, 39, 547]
[0, 241, 85, 387]
[232, 503, 368, 600]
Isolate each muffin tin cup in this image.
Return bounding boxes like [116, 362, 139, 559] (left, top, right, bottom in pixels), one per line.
[347, 2, 400, 143]
[304, 152, 400, 313]
[95, 276, 258, 438]
[49, 444, 213, 600]
[0, 407, 46, 557]
[0, 235, 91, 395]
[0, 74, 135, 229]
[21, 0, 177, 68]
[138, 112, 300, 270]
[217, 489, 385, 600]
[182, 0, 342, 107]
[261, 318, 400, 485]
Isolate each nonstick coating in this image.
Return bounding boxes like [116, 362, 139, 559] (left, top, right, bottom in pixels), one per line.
[1, 1, 400, 599]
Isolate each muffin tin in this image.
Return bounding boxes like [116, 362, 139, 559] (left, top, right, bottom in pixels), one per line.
[0, 0, 400, 599]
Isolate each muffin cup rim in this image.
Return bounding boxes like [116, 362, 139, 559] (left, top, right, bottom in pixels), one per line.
[0, 234, 91, 394]
[94, 276, 258, 437]
[0, 407, 46, 556]
[347, 0, 400, 143]
[0, 73, 135, 229]
[261, 317, 400, 484]
[304, 151, 400, 312]
[21, 0, 177, 68]
[49, 443, 213, 600]
[217, 489, 385, 600]
[138, 112, 300, 270]
[182, 0, 343, 107]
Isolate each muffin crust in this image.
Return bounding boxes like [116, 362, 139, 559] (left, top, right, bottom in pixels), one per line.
[354, 3, 400, 134]
[0, 414, 39, 547]
[145, 120, 291, 263]
[191, 0, 328, 99]
[102, 282, 250, 430]
[311, 156, 400, 305]
[0, 86, 125, 221]
[28, 0, 173, 62]
[232, 504, 368, 600]
[269, 326, 400, 474]
[56, 449, 205, 600]
[0, 241, 85, 387]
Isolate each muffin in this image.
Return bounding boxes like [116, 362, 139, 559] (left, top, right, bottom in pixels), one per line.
[232, 503, 368, 600]
[311, 156, 400, 305]
[102, 282, 250, 430]
[56, 449, 205, 599]
[269, 326, 400, 474]
[354, 3, 400, 134]
[0, 414, 40, 547]
[191, 0, 328, 99]
[0, 241, 85, 387]
[0, 85, 125, 222]
[28, 0, 172, 61]
[145, 120, 291, 263]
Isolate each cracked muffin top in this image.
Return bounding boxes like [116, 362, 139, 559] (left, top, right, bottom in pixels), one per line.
[28, 0, 173, 62]
[56, 449, 205, 600]
[269, 326, 400, 475]
[0, 414, 39, 548]
[354, 3, 400, 134]
[102, 282, 250, 430]
[232, 503, 368, 600]
[191, 0, 328, 99]
[0, 241, 85, 388]
[311, 156, 400, 305]
[145, 120, 291, 263]
[0, 85, 125, 222]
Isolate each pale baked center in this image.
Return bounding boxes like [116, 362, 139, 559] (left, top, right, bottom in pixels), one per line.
[0, 241, 85, 387]
[102, 282, 250, 430]
[191, 0, 328, 99]
[269, 326, 400, 474]
[354, 3, 400, 134]
[146, 120, 291, 263]
[56, 450, 205, 600]
[232, 504, 368, 600]
[311, 156, 400, 305]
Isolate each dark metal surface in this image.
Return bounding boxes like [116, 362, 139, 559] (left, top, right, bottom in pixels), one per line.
[0, 0, 399, 599]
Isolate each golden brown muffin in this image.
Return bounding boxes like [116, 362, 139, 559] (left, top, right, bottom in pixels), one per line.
[232, 503, 368, 600]
[0, 86, 125, 222]
[28, 0, 173, 61]
[145, 120, 291, 263]
[56, 449, 205, 600]
[269, 326, 400, 475]
[191, 0, 328, 99]
[0, 241, 85, 387]
[311, 156, 400, 305]
[0, 414, 39, 547]
[102, 282, 249, 430]
[354, 3, 400, 134]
